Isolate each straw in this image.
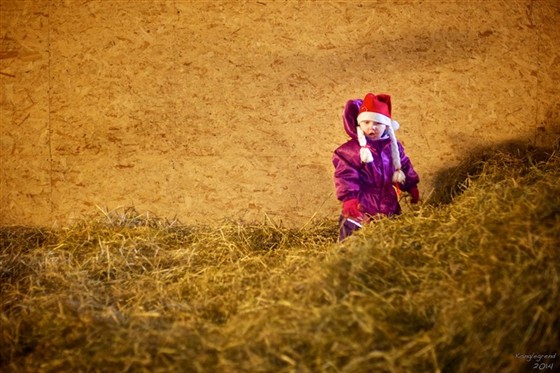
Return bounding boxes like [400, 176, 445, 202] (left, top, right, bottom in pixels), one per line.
[1, 142, 558, 372]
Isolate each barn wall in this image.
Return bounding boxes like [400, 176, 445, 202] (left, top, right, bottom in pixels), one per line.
[1, 0, 559, 227]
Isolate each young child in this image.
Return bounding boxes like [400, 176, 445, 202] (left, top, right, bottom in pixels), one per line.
[333, 93, 420, 240]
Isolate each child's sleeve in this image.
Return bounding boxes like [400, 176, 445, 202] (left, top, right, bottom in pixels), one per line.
[332, 150, 361, 202]
[398, 142, 420, 191]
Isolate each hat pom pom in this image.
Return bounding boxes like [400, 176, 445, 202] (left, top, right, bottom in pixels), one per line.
[360, 147, 374, 163]
[393, 169, 406, 184]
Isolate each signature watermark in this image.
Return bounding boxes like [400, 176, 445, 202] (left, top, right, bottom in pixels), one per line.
[515, 352, 557, 370]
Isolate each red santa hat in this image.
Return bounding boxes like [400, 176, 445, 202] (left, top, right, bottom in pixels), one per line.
[356, 93, 406, 184]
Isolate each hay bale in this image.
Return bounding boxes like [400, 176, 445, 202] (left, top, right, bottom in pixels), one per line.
[1, 144, 558, 372]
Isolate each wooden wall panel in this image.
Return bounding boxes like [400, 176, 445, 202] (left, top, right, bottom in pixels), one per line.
[1, 0, 559, 226]
[1, 0, 51, 224]
[535, 0, 560, 146]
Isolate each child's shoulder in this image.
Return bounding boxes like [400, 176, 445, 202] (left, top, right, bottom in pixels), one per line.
[335, 139, 359, 152]
[333, 139, 361, 164]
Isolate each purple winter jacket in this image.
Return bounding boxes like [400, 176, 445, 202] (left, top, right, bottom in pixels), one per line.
[333, 99, 419, 217]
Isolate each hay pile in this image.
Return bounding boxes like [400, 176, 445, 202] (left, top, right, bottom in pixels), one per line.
[1, 144, 559, 372]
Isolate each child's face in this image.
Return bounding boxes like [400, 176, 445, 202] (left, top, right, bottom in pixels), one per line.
[359, 120, 387, 140]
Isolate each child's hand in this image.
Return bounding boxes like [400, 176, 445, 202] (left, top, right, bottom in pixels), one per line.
[343, 198, 364, 219]
[409, 186, 420, 204]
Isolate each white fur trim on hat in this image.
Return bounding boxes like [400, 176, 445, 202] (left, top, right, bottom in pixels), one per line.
[357, 126, 373, 163]
[357, 112, 392, 126]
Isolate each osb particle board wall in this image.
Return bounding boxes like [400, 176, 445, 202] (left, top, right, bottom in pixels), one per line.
[1, 0, 559, 227]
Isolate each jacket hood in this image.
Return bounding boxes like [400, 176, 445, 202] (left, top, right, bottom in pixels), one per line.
[343, 99, 362, 140]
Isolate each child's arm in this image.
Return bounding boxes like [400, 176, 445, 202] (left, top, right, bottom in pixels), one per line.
[397, 142, 420, 194]
[332, 150, 361, 202]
